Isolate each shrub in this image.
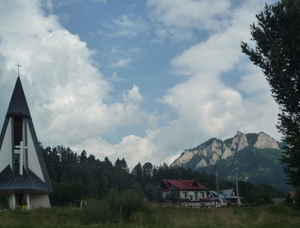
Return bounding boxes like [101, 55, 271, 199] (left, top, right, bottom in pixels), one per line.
[295, 186, 300, 210]
[81, 198, 117, 224]
[82, 189, 148, 225]
[0, 194, 9, 209]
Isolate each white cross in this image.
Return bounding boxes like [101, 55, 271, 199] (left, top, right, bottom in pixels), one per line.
[15, 63, 22, 77]
[15, 141, 28, 175]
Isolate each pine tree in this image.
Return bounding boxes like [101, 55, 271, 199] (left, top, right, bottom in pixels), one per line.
[241, 0, 300, 189]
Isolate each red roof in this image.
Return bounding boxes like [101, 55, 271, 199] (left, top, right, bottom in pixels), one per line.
[289, 191, 296, 199]
[161, 179, 208, 192]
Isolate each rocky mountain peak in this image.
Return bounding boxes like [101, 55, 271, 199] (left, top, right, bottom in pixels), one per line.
[172, 150, 197, 167]
[230, 131, 248, 152]
[254, 132, 279, 150]
[171, 131, 280, 169]
[169, 131, 288, 193]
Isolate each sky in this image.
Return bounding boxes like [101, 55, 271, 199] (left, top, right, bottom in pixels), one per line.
[0, 0, 280, 170]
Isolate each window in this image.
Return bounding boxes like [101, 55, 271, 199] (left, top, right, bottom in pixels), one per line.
[13, 117, 23, 147]
[15, 157, 19, 174]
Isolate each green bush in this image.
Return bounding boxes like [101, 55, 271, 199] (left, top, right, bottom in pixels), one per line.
[82, 189, 148, 225]
[0, 194, 9, 209]
[81, 198, 116, 224]
[295, 186, 300, 210]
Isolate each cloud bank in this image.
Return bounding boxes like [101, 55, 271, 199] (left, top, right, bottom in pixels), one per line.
[0, 0, 280, 169]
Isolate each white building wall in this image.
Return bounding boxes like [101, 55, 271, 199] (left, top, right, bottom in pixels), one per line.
[26, 122, 44, 181]
[8, 193, 15, 209]
[180, 191, 187, 198]
[0, 118, 13, 172]
[30, 194, 51, 208]
[26, 193, 30, 209]
[188, 191, 194, 201]
[179, 190, 208, 201]
[195, 192, 199, 200]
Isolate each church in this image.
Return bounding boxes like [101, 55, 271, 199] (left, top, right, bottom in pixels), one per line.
[0, 75, 53, 209]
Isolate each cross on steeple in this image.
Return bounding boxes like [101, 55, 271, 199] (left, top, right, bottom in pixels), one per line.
[15, 63, 22, 77]
[15, 141, 28, 175]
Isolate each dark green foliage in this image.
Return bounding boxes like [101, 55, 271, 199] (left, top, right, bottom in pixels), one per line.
[115, 158, 130, 173]
[285, 192, 294, 204]
[168, 185, 178, 203]
[245, 133, 258, 147]
[196, 147, 291, 193]
[81, 198, 110, 224]
[106, 189, 147, 221]
[104, 156, 113, 167]
[131, 162, 143, 186]
[21, 195, 27, 206]
[241, 0, 300, 189]
[144, 184, 162, 202]
[41, 145, 134, 205]
[278, 141, 286, 150]
[251, 183, 282, 204]
[40, 143, 286, 206]
[295, 187, 300, 210]
[50, 180, 89, 206]
[0, 194, 9, 209]
[79, 150, 87, 165]
[223, 137, 233, 148]
[142, 162, 153, 185]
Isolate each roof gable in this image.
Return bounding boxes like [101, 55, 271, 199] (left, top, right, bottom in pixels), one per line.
[221, 189, 235, 197]
[161, 179, 208, 191]
[7, 77, 31, 118]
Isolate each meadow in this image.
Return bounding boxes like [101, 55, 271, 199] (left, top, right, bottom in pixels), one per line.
[0, 203, 299, 228]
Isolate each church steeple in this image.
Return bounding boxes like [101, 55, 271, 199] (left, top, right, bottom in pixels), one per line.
[6, 76, 31, 118]
[0, 75, 52, 209]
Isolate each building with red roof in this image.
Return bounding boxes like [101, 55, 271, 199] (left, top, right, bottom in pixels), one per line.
[160, 179, 212, 207]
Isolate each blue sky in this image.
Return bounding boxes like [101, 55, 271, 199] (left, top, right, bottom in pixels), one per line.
[0, 0, 279, 169]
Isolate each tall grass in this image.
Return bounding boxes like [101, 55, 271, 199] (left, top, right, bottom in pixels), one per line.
[0, 207, 81, 228]
[82, 189, 149, 225]
[0, 199, 299, 228]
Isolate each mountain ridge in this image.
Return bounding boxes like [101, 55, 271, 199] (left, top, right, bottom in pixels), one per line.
[170, 131, 290, 193]
[171, 131, 280, 168]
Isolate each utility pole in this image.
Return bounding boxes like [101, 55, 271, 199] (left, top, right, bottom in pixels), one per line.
[235, 167, 240, 207]
[215, 165, 220, 207]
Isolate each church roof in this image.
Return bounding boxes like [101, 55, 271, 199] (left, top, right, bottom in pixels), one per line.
[0, 76, 53, 193]
[0, 165, 52, 193]
[6, 76, 31, 117]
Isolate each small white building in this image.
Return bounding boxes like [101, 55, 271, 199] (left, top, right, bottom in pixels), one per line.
[209, 189, 242, 206]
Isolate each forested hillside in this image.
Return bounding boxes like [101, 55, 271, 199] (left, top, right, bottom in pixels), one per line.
[196, 147, 289, 192]
[41, 145, 285, 206]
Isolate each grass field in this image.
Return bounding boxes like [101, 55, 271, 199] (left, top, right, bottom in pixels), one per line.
[0, 203, 299, 228]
